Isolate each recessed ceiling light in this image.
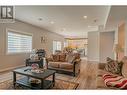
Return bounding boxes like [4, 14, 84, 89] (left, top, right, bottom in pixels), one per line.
[38, 17, 43, 21]
[50, 21, 55, 24]
[83, 16, 87, 19]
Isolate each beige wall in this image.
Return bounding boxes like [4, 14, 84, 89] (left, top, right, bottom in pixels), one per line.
[118, 23, 125, 47]
[125, 22, 127, 56]
[0, 20, 64, 71]
[118, 23, 125, 60]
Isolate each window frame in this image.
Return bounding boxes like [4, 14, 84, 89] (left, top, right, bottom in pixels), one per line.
[6, 28, 33, 55]
[53, 40, 62, 54]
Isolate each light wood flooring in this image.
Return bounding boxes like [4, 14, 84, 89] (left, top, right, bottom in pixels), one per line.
[0, 58, 98, 89]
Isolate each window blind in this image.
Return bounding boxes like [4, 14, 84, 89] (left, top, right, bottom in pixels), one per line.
[53, 41, 62, 54]
[7, 31, 32, 53]
[56, 41, 62, 50]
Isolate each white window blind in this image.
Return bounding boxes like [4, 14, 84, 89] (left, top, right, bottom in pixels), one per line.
[57, 41, 62, 50]
[53, 41, 62, 54]
[7, 31, 32, 53]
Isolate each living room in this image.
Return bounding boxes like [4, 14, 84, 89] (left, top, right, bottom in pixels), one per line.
[1, 5, 127, 91]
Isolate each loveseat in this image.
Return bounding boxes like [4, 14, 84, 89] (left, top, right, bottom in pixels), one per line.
[47, 53, 81, 76]
[96, 56, 127, 89]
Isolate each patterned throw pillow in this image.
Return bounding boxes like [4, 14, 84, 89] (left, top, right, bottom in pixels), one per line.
[121, 56, 127, 78]
[103, 74, 127, 89]
[105, 57, 123, 75]
[66, 54, 76, 63]
[59, 53, 66, 62]
[52, 54, 59, 62]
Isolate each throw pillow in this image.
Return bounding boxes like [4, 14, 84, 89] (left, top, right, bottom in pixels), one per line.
[105, 57, 123, 75]
[118, 61, 124, 75]
[102, 74, 127, 89]
[66, 54, 75, 63]
[52, 54, 59, 62]
[121, 56, 127, 78]
[59, 53, 66, 62]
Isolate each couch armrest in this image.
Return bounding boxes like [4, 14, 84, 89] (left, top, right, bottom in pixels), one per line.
[73, 58, 81, 76]
[73, 58, 81, 64]
[98, 63, 106, 70]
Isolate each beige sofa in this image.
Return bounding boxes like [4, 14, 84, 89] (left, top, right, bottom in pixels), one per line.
[47, 53, 81, 76]
[96, 56, 127, 89]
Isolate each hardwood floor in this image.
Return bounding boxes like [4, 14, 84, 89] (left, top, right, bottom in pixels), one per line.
[56, 59, 98, 89]
[0, 58, 98, 89]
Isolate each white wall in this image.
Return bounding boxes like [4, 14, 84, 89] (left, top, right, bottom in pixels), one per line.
[88, 31, 115, 63]
[99, 32, 115, 63]
[88, 31, 100, 62]
[0, 20, 64, 71]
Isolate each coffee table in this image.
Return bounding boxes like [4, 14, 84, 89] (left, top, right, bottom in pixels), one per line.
[13, 66, 56, 89]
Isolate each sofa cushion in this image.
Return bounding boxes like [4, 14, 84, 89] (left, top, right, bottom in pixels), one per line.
[48, 62, 61, 68]
[105, 57, 123, 75]
[97, 69, 119, 77]
[96, 76, 108, 89]
[52, 54, 59, 62]
[59, 62, 73, 69]
[121, 56, 127, 78]
[97, 70, 120, 89]
[98, 63, 106, 70]
[102, 74, 127, 89]
[59, 53, 66, 62]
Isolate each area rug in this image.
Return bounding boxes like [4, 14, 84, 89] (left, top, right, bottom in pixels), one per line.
[0, 78, 79, 90]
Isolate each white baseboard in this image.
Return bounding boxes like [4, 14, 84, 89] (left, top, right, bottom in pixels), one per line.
[0, 65, 25, 72]
[87, 60, 99, 63]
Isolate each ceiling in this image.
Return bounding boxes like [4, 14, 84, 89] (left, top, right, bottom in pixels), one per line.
[105, 6, 127, 31]
[15, 6, 110, 38]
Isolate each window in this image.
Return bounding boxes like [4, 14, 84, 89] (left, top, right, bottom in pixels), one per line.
[7, 30, 32, 54]
[53, 41, 62, 54]
[64, 41, 68, 47]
